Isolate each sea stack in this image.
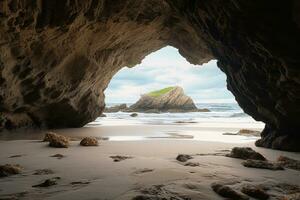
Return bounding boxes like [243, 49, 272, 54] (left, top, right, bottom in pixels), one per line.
[127, 86, 209, 113]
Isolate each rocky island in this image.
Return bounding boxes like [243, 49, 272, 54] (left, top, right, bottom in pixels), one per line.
[105, 86, 210, 113]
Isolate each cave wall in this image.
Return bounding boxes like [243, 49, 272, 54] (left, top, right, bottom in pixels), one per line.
[0, 0, 299, 151]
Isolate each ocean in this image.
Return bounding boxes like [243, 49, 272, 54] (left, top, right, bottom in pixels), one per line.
[87, 103, 261, 126]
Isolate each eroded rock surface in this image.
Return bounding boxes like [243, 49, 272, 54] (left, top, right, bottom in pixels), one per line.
[0, 1, 299, 151]
[126, 86, 206, 113]
[242, 159, 284, 170]
[44, 132, 69, 148]
[0, 164, 22, 177]
[80, 137, 99, 146]
[226, 147, 266, 161]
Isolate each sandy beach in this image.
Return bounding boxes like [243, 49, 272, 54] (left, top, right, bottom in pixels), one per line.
[0, 120, 299, 200]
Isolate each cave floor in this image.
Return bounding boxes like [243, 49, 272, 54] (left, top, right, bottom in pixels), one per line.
[0, 138, 299, 200]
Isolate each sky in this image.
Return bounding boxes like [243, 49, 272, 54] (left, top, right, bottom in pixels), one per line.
[105, 46, 236, 103]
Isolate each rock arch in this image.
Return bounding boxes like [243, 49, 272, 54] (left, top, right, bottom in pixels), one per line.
[0, 0, 299, 151]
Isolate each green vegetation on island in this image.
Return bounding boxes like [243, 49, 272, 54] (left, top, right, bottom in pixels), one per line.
[147, 86, 175, 97]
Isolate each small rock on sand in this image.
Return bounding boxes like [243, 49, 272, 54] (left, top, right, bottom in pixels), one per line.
[211, 183, 249, 200]
[44, 132, 69, 148]
[176, 154, 193, 162]
[226, 147, 266, 161]
[134, 168, 154, 174]
[184, 162, 200, 167]
[32, 177, 60, 187]
[130, 113, 138, 117]
[241, 185, 269, 200]
[80, 137, 99, 146]
[277, 156, 300, 171]
[8, 154, 25, 158]
[33, 169, 54, 175]
[110, 155, 133, 162]
[242, 159, 284, 170]
[0, 164, 22, 177]
[50, 154, 65, 159]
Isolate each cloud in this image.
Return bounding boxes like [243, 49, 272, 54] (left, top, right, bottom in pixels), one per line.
[105, 46, 236, 103]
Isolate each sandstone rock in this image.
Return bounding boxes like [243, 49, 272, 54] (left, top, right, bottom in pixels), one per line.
[277, 156, 300, 171]
[104, 104, 127, 113]
[176, 154, 193, 162]
[242, 159, 284, 170]
[0, 164, 22, 177]
[45, 133, 69, 148]
[226, 147, 266, 161]
[241, 185, 270, 200]
[130, 113, 138, 117]
[80, 137, 99, 146]
[32, 177, 60, 187]
[211, 183, 249, 200]
[127, 87, 209, 113]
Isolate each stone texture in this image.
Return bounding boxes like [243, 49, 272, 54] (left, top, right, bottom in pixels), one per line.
[80, 137, 99, 146]
[44, 132, 69, 148]
[277, 156, 300, 171]
[226, 147, 266, 161]
[242, 159, 284, 170]
[211, 183, 249, 200]
[176, 154, 193, 162]
[241, 185, 269, 200]
[127, 86, 204, 113]
[0, 1, 299, 151]
[0, 164, 22, 177]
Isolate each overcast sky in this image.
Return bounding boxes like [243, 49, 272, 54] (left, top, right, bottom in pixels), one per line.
[105, 46, 236, 103]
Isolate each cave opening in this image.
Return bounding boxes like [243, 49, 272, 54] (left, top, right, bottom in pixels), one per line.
[85, 46, 265, 142]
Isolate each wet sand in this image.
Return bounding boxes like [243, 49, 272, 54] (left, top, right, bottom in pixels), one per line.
[0, 140, 300, 199]
[0, 123, 299, 199]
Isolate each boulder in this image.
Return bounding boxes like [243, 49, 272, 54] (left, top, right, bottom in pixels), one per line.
[242, 160, 284, 170]
[241, 185, 270, 200]
[176, 154, 193, 162]
[126, 87, 209, 113]
[80, 137, 99, 146]
[44, 132, 69, 148]
[277, 156, 300, 171]
[211, 183, 249, 200]
[0, 164, 22, 177]
[130, 113, 138, 117]
[226, 147, 266, 161]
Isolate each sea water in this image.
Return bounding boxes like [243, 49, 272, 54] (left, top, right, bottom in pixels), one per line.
[86, 103, 265, 143]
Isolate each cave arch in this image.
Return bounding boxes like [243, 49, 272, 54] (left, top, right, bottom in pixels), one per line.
[0, 1, 299, 151]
